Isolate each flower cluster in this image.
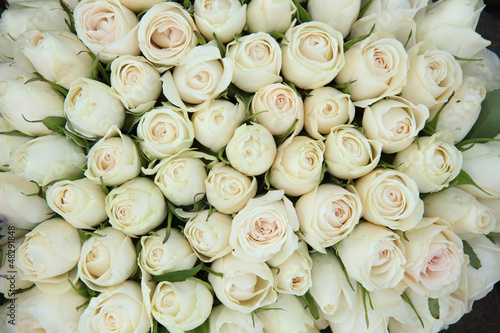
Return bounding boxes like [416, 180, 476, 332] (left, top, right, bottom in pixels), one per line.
[1, 0, 500, 332]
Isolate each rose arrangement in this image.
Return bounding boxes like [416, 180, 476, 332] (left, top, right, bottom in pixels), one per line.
[1, 0, 500, 332]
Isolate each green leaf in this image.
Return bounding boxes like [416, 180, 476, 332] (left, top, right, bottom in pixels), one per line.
[212, 33, 226, 58]
[453, 55, 482, 62]
[292, 0, 311, 23]
[357, 0, 374, 20]
[428, 298, 440, 319]
[25, 72, 68, 96]
[194, 31, 207, 45]
[78, 229, 104, 242]
[194, 317, 210, 333]
[401, 291, 424, 328]
[270, 32, 288, 42]
[462, 240, 482, 269]
[451, 169, 491, 196]
[465, 89, 500, 139]
[301, 291, 319, 320]
[22, 115, 66, 133]
[59, 0, 76, 34]
[149, 263, 204, 282]
[0, 130, 33, 137]
[275, 119, 298, 146]
[344, 24, 375, 52]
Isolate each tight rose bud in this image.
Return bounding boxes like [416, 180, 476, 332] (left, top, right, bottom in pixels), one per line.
[246, 0, 296, 34]
[307, 0, 361, 37]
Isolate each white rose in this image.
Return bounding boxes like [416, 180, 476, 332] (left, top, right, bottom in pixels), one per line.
[78, 281, 150, 333]
[10, 135, 86, 186]
[307, 0, 361, 37]
[270, 136, 325, 196]
[401, 217, 467, 298]
[14, 30, 94, 90]
[105, 177, 167, 237]
[85, 126, 141, 186]
[251, 83, 304, 136]
[194, 0, 246, 44]
[192, 98, 246, 152]
[46, 178, 108, 229]
[309, 252, 357, 324]
[74, 0, 140, 62]
[296, 184, 362, 253]
[138, 228, 197, 276]
[246, 0, 296, 34]
[0, 116, 30, 171]
[16, 218, 81, 285]
[184, 210, 233, 262]
[281, 21, 345, 89]
[338, 222, 406, 291]
[142, 150, 211, 206]
[434, 76, 486, 142]
[0, 238, 34, 297]
[78, 227, 137, 290]
[401, 43, 463, 109]
[64, 78, 125, 139]
[0, 76, 65, 136]
[136, 107, 194, 159]
[324, 125, 382, 180]
[272, 240, 312, 296]
[226, 31, 282, 92]
[303, 86, 355, 140]
[230, 190, 299, 265]
[205, 162, 258, 214]
[138, 2, 198, 66]
[151, 278, 213, 333]
[0, 172, 53, 230]
[161, 42, 233, 108]
[208, 253, 277, 313]
[462, 48, 500, 92]
[225, 122, 277, 176]
[209, 304, 264, 333]
[362, 96, 429, 154]
[110, 55, 162, 113]
[335, 30, 409, 107]
[415, 0, 490, 59]
[355, 168, 424, 231]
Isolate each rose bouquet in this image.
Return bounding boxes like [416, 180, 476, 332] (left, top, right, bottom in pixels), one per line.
[1, 0, 500, 332]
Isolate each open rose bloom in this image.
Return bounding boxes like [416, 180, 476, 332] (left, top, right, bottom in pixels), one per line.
[1, 1, 500, 332]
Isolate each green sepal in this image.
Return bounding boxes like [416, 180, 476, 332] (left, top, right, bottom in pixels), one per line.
[428, 298, 440, 319]
[344, 24, 375, 52]
[25, 72, 68, 96]
[357, 0, 374, 20]
[401, 291, 425, 328]
[462, 240, 482, 269]
[213, 33, 226, 58]
[149, 263, 204, 283]
[292, 0, 311, 23]
[464, 89, 500, 140]
[300, 291, 319, 320]
[194, 31, 207, 45]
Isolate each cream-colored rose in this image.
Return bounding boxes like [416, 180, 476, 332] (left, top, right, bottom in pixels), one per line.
[105, 177, 167, 237]
[209, 304, 264, 333]
[304, 86, 355, 140]
[85, 126, 141, 186]
[230, 190, 299, 265]
[335, 30, 409, 107]
[309, 252, 357, 324]
[226, 122, 277, 176]
[462, 48, 500, 92]
[0, 116, 31, 171]
[401, 217, 467, 298]
[415, 0, 490, 59]
[226, 32, 282, 92]
[362, 96, 429, 154]
[161, 42, 233, 108]
[307, 0, 361, 37]
[78, 281, 150, 333]
[194, 0, 247, 44]
[118, 0, 164, 12]
[46, 178, 107, 229]
[246, 0, 296, 34]
[270, 136, 325, 196]
[0, 76, 65, 136]
[110, 55, 162, 113]
[324, 125, 382, 180]
[78, 227, 137, 290]
[205, 162, 258, 214]
[0, 238, 34, 297]
[0, 172, 53, 230]
[338, 222, 406, 291]
[16, 218, 81, 285]
[355, 168, 424, 231]
[138, 2, 198, 66]
[64, 78, 125, 139]
[74, 0, 140, 62]
[192, 99, 246, 152]
[296, 184, 362, 252]
[394, 131, 463, 193]
[137, 107, 194, 159]
[251, 83, 304, 136]
[281, 21, 345, 89]
[184, 210, 233, 262]
[151, 278, 213, 332]
[208, 253, 277, 313]
[272, 240, 312, 296]
[138, 228, 197, 276]
[10, 135, 86, 186]
[142, 150, 212, 206]
[434, 76, 486, 142]
[401, 43, 463, 109]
